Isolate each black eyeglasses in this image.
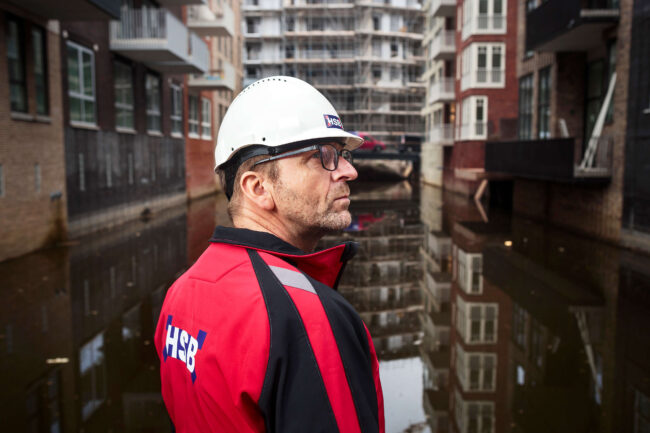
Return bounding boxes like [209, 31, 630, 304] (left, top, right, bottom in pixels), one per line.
[252, 143, 354, 171]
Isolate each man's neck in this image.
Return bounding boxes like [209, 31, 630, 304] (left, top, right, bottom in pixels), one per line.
[233, 209, 320, 252]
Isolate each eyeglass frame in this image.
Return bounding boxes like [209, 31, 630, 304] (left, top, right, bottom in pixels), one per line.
[251, 143, 354, 172]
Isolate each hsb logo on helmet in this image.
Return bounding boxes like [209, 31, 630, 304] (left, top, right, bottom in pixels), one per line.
[323, 114, 343, 130]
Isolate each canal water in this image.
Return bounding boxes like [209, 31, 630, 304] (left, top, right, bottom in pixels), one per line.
[1, 181, 649, 432]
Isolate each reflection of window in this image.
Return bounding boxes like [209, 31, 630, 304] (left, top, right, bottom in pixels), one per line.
[6, 16, 27, 113]
[67, 41, 95, 125]
[456, 344, 496, 391]
[460, 96, 488, 140]
[188, 95, 199, 136]
[32, 27, 48, 115]
[457, 249, 482, 294]
[461, 43, 504, 89]
[114, 61, 134, 130]
[26, 370, 62, 432]
[462, 0, 506, 40]
[146, 73, 161, 133]
[519, 74, 533, 139]
[512, 303, 528, 349]
[454, 390, 494, 433]
[202, 98, 212, 139]
[456, 297, 498, 344]
[171, 83, 183, 136]
[80, 332, 106, 421]
[538, 67, 551, 138]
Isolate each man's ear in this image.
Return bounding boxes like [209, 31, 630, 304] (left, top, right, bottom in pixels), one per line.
[239, 170, 275, 211]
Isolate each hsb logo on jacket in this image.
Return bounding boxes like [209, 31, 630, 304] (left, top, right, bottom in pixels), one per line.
[163, 315, 207, 383]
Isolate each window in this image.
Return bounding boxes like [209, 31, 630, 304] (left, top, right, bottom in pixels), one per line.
[188, 95, 199, 136]
[67, 41, 96, 125]
[201, 98, 212, 139]
[455, 344, 496, 392]
[512, 303, 528, 349]
[454, 391, 494, 433]
[79, 332, 106, 421]
[146, 73, 161, 133]
[538, 67, 551, 138]
[462, 0, 506, 39]
[6, 16, 27, 113]
[460, 96, 488, 140]
[461, 43, 504, 90]
[518, 74, 533, 139]
[457, 249, 483, 294]
[246, 18, 259, 33]
[373, 15, 381, 30]
[456, 298, 498, 344]
[114, 61, 134, 130]
[32, 27, 48, 115]
[585, 60, 604, 142]
[171, 83, 183, 136]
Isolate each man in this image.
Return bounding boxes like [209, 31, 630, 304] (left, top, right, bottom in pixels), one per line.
[154, 76, 385, 433]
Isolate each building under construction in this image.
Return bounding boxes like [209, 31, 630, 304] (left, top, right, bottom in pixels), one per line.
[242, 0, 425, 147]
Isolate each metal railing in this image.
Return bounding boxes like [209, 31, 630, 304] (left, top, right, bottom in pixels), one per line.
[462, 14, 506, 39]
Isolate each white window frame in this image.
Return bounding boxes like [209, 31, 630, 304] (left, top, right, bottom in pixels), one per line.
[455, 344, 496, 392]
[67, 41, 96, 127]
[170, 83, 183, 137]
[457, 248, 483, 295]
[454, 390, 495, 433]
[146, 73, 162, 134]
[459, 96, 488, 140]
[188, 95, 200, 138]
[461, 0, 506, 40]
[456, 297, 498, 344]
[461, 43, 505, 90]
[201, 97, 212, 139]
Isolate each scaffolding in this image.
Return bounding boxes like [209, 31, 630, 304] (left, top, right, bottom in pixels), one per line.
[242, 0, 425, 146]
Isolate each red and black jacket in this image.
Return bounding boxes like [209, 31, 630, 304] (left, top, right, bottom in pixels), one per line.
[155, 226, 385, 433]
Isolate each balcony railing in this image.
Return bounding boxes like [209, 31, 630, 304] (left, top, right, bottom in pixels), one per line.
[526, 0, 620, 52]
[485, 137, 612, 181]
[187, 2, 235, 37]
[189, 60, 236, 91]
[458, 122, 487, 140]
[461, 69, 503, 90]
[431, 0, 456, 17]
[428, 77, 455, 103]
[110, 7, 208, 73]
[431, 30, 455, 60]
[461, 14, 506, 39]
[425, 124, 454, 145]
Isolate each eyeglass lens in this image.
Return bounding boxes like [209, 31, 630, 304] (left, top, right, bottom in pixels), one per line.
[320, 144, 353, 171]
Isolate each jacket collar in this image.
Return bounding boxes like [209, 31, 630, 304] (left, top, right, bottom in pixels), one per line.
[209, 226, 358, 289]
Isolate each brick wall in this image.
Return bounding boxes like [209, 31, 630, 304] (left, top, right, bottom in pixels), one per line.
[0, 12, 67, 263]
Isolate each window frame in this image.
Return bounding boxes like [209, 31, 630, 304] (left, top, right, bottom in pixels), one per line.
[201, 97, 212, 140]
[455, 343, 497, 392]
[459, 95, 488, 140]
[188, 95, 200, 138]
[32, 25, 49, 116]
[461, 43, 505, 90]
[114, 60, 135, 131]
[6, 15, 28, 113]
[457, 248, 483, 295]
[145, 72, 162, 134]
[519, 73, 534, 140]
[67, 41, 96, 127]
[456, 297, 498, 344]
[537, 67, 551, 139]
[461, 0, 507, 40]
[170, 82, 183, 137]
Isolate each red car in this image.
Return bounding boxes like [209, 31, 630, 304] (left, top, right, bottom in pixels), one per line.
[351, 131, 386, 151]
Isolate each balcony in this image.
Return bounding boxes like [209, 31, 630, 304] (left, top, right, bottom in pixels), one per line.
[460, 68, 504, 91]
[485, 137, 612, 182]
[431, 0, 456, 17]
[187, 2, 235, 37]
[425, 124, 454, 146]
[428, 77, 455, 103]
[431, 30, 455, 61]
[526, 0, 619, 52]
[188, 60, 237, 91]
[12, 0, 120, 20]
[461, 14, 506, 40]
[110, 7, 208, 74]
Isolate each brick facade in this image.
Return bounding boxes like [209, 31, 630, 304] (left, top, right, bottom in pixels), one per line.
[0, 9, 67, 262]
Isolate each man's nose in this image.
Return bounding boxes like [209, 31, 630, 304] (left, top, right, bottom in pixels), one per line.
[332, 155, 358, 181]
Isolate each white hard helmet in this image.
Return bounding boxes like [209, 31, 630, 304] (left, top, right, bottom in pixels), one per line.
[214, 76, 363, 170]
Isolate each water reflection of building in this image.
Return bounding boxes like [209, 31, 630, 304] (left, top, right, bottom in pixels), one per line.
[0, 200, 218, 432]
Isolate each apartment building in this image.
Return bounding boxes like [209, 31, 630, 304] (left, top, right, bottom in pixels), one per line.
[420, 0, 518, 194]
[0, 1, 121, 262]
[484, 0, 640, 246]
[242, 0, 425, 148]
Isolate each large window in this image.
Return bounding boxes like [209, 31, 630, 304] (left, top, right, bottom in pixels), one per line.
[170, 83, 183, 136]
[457, 249, 483, 294]
[456, 297, 498, 344]
[537, 67, 551, 138]
[114, 61, 134, 130]
[454, 391, 494, 433]
[455, 344, 496, 392]
[459, 96, 487, 140]
[32, 27, 48, 115]
[518, 74, 533, 139]
[462, 0, 506, 40]
[6, 16, 27, 113]
[461, 43, 505, 90]
[146, 73, 161, 133]
[188, 95, 199, 137]
[201, 98, 212, 139]
[67, 41, 96, 125]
